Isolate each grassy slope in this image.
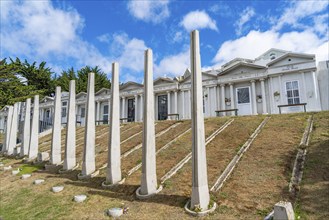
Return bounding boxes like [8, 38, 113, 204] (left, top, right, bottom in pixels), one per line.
[0, 112, 328, 219]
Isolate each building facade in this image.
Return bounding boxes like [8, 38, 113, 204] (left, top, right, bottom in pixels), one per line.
[0, 48, 328, 131]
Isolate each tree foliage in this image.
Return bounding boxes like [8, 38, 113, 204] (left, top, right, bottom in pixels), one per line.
[0, 58, 54, 109]
[55, 66, 111, 94]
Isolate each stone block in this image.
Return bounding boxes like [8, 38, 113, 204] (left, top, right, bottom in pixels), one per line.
[37, 152, 49, 162]
[274, 201, 295, 220]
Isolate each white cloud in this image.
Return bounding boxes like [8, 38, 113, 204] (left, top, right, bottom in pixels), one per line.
[273, 1, 329, 30]
[0, 0, 113, 73]
[213, 30, 328, 65]
[154, 48, 190, 77]
[180, 10, 218, 32]
[127, 0, 170, 24]
[235, 7, 255, 35]
[97, 33, 111, 43]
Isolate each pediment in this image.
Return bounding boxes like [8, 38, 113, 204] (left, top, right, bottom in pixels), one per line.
[154, 77, 175, 86]
[120, 81, 143, 91]
[267, 53, 315, 67]
[40, 96, 54, 103]
[76, 92, 87, 100]
[96, 88, 110, 96]
[219, 62, 265, 76]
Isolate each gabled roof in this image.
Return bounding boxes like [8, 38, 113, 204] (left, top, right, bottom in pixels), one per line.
[256, 48, 289, 60]
[219, 62, 266, 75]
[267, 52, 315, 66]
[40, 96, 54, 103]
[120, 81, 143, 90]
[153, 77, 175, 85]
[76, 92, 87, 99]
[95, 88, 110, 95]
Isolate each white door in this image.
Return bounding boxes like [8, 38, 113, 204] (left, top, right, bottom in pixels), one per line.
[236, 87, 252, 115]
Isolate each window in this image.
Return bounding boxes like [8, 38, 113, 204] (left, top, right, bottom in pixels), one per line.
[81, 108, 85, 118]
[61, 107, 67, 117]
[103, 105, 109, 124]
[286, 81, 300, 104]
[62, 101, 67, 106]
[270, 52, 276, 60]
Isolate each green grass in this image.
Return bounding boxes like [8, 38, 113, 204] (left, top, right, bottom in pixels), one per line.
[18, 164, 44, 175]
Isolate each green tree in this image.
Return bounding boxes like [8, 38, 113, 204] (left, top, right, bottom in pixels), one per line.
[55, 66, 111, 93]
[0, 58, 42, 108]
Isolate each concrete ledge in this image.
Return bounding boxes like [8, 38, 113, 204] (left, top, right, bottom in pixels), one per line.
[101, 178, 125, 188]
[58, 163, 79, 174]
[184, 200, 217, 217]
[135, 185, 163, 199]
[77, 170, 99, 180]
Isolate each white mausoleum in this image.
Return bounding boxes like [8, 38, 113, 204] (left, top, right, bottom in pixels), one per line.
[0, 48, 328, 130]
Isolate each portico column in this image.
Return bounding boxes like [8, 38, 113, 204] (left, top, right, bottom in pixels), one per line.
[28, 95, 39, 160]
[134, 95, 138, 122]
[182, 91, 185, 119]
[251, 80, 257, 115]
[174, 90, 178, 114]
[7, 103, 19, 155]
[167, 91, 171, 119]
[229, 83, 235, 111]
[21, 98, 31, 157]
[220, 84, 226, 116]
[207, 87, 211, 117]
[139, 94, 143, 122]
[260, 79, 267, 114]
[187, 89, 191, 119]
[3, 106, 13, 153]
[96, 101, 100, 121]
[122, 97, 126, 118]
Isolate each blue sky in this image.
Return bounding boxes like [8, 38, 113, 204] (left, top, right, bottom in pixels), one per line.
[1, 0, 328, 83]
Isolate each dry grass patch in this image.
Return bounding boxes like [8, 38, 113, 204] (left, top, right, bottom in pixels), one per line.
[214, 113, 308, 219]
[297, 111, 329, 219]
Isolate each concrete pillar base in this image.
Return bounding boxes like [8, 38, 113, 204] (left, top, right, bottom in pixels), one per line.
[101, 178, 125, 188]
[45, 161, 63, 171]
[77, 170, 99, 180]
[58, 163, 79, 174]
[135, 185, 163, 199]
[184, 200, 217, 217]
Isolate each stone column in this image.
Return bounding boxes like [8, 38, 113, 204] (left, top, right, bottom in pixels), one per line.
[136, 49, 160, 198]
[122, 97, 126, 118]
[189, 30, 211, 211]
[139, 94, 143, 122]
[28, 95, 39, 160]
[3, 106, 13, 153]
[79, 72, 97, 178]
[260, 79, 267, 114]
[207, 87, 211, 117]
[104, 62, 123, 186]
[134, 94, 138, 122]
[50, 86, 62, 165]
[251, 80, 257, 115]
[7, 103, 19, 155]
[174, 90, 178, 114]
[167, 91, 171, 119]
[182, 91, 185, 119]
[220, 84, 226, 116]
[187, 89, 191, 119]
[63, 80, 77, 171]
[96, 101, 100, 121]
[229, 83, 235, 114]
[21, 98, 31, 157]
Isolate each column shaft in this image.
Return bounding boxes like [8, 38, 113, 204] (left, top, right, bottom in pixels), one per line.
[251, 80, 257, 115]
[28, 95, 39, 160]
[260, 79, 267, 114]
[51, 86, 62, 165]
[21, 98, 31, 156]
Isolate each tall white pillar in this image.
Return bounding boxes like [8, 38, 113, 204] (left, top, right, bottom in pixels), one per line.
[139, 94, 143, 122]
[167, 91, 171, 119]
[96, 101, 100, 121]
[50, 86, 62, 165]
[189, 30, 211, 211]
[134, 95, 138, 122]
[174, 90, 178, 114]
[3, 106, 13, 153]
[63, 80, 77, 171]
[104, 62, 123, 185]
[7, 103, 19, 155]
[21, 98, 31, 156]
[79, 72, 97, 178]
[136, 49, 160, 198]
[207, 87, 211, 117]
[28, 95, 39, 160]
[220, 84, 226, 116]
[229, 83, 235, 110]
[260, 79, 267, 114]
[251, 80, 257, 115]
[187, 89, 191, 119]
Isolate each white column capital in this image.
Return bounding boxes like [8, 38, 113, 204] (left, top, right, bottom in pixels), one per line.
[260, 78, 266, 82]
[250, 80, 256, 83]
[220, 83, 225, 87]
[229, 82, 234, 86]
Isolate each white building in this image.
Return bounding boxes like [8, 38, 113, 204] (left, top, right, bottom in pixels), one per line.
[0, 48, 328, 131]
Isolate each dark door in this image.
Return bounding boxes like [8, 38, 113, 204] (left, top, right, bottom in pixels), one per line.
[127, 98, 135, 122]
[158, 95, 168, 120]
